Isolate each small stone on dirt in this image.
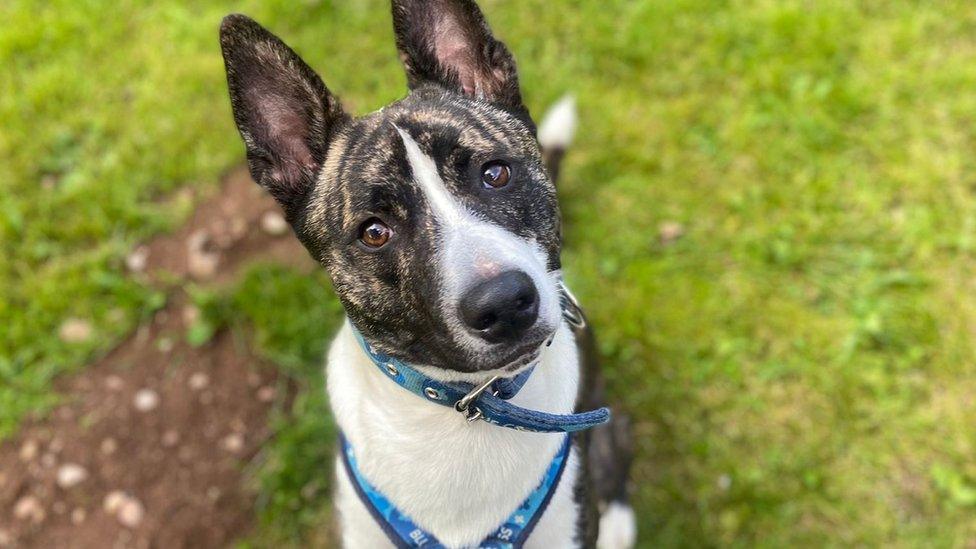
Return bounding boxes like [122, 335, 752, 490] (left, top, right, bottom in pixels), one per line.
[206, 487, 222, 501]
[103, 491, 127, 514]
[59, 318, 93, 343]
[256, 385, 276, 403]
[57, 463, 89, 489]
[71, 507, 86, 525]
[49, 437, 63, 453]
[125, 246, 149, 273]
[161, 430, 180, 447]
[188, 372, 209, 391]
[260, 210, 289, 236]
[103, 491, 145, 528]
[117, 498, 145, 528]
[658, 221, 685, 245]
[229, 217, 247, 240]
[13, 495, 45, 523]
[19, 440, 38, 462]
[156, 336, 174, 353]
[133, 389, 160, 412]
[101, 438, 118, 455]
[40, 453, 56, 468]
[181, 304, 200, 325]
[105, 375, 124, 391]
[186, 229, 220, 280]
[221, 433, 244, 454]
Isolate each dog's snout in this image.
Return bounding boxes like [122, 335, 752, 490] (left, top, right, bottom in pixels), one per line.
[459, 270, 539, 343]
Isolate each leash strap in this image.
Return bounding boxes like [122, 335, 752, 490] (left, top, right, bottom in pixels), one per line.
[351, 327, 610, 433]
[339, 433, 572, 548]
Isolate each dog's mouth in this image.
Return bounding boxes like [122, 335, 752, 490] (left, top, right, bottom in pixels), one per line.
[467, 284, 566, 374]
[485, 324, 561, 374]
[468, 304, 565, 374]
[500, 346, 543, 373]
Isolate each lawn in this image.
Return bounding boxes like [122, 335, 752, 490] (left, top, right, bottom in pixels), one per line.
[4, 0, 976, 546]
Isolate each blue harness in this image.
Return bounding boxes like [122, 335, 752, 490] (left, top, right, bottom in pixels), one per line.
[340, 433, 572, 548]
[344, 282, 607, 546]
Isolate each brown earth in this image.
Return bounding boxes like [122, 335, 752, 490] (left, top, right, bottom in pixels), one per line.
[0, 168, 316, 548]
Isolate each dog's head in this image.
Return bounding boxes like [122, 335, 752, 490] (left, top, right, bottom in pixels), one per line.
[220, 0, 563, 375]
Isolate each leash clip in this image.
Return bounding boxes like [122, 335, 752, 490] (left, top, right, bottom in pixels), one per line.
[455, 375, 500, 422]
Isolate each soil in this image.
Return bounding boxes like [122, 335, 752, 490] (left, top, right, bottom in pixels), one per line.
[0, 168, 316, 548]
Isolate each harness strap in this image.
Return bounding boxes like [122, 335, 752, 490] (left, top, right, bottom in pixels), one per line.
[339, 433, 572, 548]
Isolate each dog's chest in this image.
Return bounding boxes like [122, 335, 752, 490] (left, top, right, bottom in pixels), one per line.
[327, 321, 583, 548]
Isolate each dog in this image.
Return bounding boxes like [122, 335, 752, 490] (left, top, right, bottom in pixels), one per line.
[219, 1, 635, 547]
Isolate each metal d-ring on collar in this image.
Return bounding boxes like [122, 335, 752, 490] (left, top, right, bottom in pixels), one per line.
[558, 279, 586, 330]
[454, 375, 500, 422]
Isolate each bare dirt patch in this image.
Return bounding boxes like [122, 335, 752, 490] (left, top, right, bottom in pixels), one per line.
[0, 168, 315, 548]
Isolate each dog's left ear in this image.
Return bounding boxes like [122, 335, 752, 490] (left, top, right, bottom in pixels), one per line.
[392, 0, 526, 115]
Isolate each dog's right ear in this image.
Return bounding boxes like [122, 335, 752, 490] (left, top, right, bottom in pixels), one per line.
[219, 14, 347, 216]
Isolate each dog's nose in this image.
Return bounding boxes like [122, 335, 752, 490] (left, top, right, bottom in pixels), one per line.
[459, 271, 539, 343]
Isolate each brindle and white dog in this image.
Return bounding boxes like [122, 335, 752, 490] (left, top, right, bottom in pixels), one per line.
[219, 1, 635, 547]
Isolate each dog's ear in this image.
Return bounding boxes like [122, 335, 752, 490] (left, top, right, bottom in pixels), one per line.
[391, 0, 525, 112]
[219, 14, 347, 216]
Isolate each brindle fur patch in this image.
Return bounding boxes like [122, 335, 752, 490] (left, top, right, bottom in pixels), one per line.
[299, 88, 560, 372]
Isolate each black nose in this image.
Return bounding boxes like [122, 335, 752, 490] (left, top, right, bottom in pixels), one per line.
[459, 271, 539, 343]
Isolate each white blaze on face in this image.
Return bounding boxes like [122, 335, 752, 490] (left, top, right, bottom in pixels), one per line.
[394, 126, 561, 351]
[395, 126, 466, 226]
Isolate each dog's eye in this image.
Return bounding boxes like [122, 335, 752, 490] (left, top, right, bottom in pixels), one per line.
[359, 219, 393, 248]
[481, 161, 511, 189]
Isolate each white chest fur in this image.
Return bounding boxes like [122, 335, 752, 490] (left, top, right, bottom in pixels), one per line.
[328, 320, 583, 548]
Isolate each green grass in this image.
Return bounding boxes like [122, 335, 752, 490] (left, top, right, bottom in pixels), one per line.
[189, 266, 344, 546]
[6, 0, 976, 546]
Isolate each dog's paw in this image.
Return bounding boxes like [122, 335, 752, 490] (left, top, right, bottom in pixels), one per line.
[597, 501, 637, 549]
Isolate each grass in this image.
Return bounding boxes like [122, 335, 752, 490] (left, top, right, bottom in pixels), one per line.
[6, 0, 976, 546]
[189, 266, 344, 546]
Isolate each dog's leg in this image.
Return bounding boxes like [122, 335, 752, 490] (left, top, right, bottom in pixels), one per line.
[591, 418, 636, 549]
[576, 323, 637, 549]
[541, 94, 636, 547]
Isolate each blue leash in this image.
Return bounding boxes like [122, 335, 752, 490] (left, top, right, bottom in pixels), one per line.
[340, 432, 572, 548]
[351, 327, 610, 433]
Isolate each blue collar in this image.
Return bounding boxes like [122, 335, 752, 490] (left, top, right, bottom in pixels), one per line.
[351, 326, 610, 433]
[340, 432, 572, 548]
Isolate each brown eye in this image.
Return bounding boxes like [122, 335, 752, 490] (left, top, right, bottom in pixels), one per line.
[359, 219, 393, 248]
[481, 161, 511, 189]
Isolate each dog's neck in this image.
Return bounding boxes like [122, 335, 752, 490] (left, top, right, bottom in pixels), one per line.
[327, 318, 581, 547]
